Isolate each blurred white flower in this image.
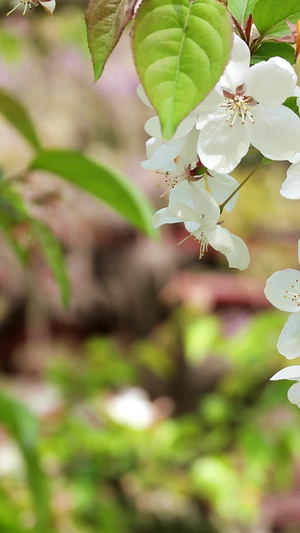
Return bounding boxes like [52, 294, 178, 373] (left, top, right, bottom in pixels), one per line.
[264, 240, 300, 358]
[106, 388, 157, 430]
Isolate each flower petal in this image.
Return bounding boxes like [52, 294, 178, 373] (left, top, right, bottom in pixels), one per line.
[190, 182, 220, 223]
[219, 35, 250, 92]
[250, 105, 300, 161]
[271, 365, 300, 380]
[198, 115, 250, 173]
[281, 162, 300, 199]
[206, 171, 239, 212]
[195, 87, 223, 129]
[145, 114, 197, 140]
[152, 207, 183, 228]
[287, 382, 300, 407]
[204, 225, 250, 270]
[245, 57, 297, 106]
[264, 269, 300, 312]
[40, 0, 55, 13]
[277, 313, 300, 359]
[142, 137, 183, 172]
[137, 84, 153, 108]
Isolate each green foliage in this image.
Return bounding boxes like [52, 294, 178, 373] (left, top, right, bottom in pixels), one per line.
[0, 89, 41, 151]
[284, 96, 300, 117]
[228, 0, 257, 26]
[2, 307, 300, 532]
[253, 0, 300, 38]
[30, 150, 155, 237]
[132, 0, 233, 140]
[86, 0, 132, 81]
[0, 391, 51, 532]
[251, 42, 296, 64]
[31, 220, 71, 309]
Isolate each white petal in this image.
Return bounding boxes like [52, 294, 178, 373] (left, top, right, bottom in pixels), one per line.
[264, 269, 300, 312]
[190, 182, 220, 223]
[289, 152, 300, 164]
[250, 105, 300, 161]
[137, 84, 153, 108]
[145, 117, 162, 138]
[145, 114, 196, 140]
[287, 382, 300, 407]
[168, 202, 201, 225]
[180, 128, 199, 168]
[195, 87, 223, 129]
[152, 207, 183, 228]
[204, 225, 250, 270]
[206, 171, 239, 212]
[198, 115, 250, 173]
[169, 180, 194, 208]
[277, 313, 300, 359]
[219, 35, 250, 92]
[245, 58, 297, 106]
[281, 162, 300, 199]
[39, 0, 55, 13]
[142, 138, 183, 172]
[271, 366, 300, 380]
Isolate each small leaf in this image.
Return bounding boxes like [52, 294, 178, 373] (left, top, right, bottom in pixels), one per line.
[132, 0, 233, 140]
[30, 150, 155, 237]
[228, 0, 257, 26]
[0, 185, 29, 262]
[0, 88, 41, 151]
[284, 96, 300, 117]
[253, 0, 300, 38]
[32, 220, 71, 309]
[0, 391, 51, 531]
[86, 0, 132, 81]
[251, 42, 296, 64]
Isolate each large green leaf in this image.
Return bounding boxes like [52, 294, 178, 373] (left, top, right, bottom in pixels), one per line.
[251, 42, 295, 64]
[32, 220, 71, 309]
[86, 0, 132, 81]
[0, 391, 51, 532]
[253, 0, 300, 37]
[0, 88, 41, 151]
[228, 0, 257, 26]
[30, 150, 155, 237]
[133, 0, 233, 140]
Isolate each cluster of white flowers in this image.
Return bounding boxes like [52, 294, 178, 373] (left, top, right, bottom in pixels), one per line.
[140, 35, 300, 271]
[265, 241, 300, 408]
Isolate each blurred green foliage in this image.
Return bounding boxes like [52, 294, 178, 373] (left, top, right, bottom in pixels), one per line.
[0, 306, 298, 533]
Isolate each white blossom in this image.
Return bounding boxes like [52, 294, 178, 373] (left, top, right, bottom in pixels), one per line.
[153, 180, 250, 270]
[264, 240, 300, 358]
[196, 35, 300, 173]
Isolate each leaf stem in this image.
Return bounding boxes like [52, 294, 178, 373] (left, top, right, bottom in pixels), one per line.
[219, 158, 266, 213]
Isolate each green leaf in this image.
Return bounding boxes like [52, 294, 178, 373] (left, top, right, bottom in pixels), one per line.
[284, 96, 300, 117]
[0, 185, 29, 262]
[251, 42, 296, 64]
[0, 88, 41, 151]
[0, 391, 51, 531]
[132, 0, 233, 140]
[86, 0, 132, 81]
[30, 150, 155, 237]
[253, 0, 300, 38]
[32, 220, 71, 309]
[228, 0, 257, 26]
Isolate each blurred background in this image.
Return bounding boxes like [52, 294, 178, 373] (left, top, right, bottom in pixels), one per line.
[1, 4, 300, 533]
